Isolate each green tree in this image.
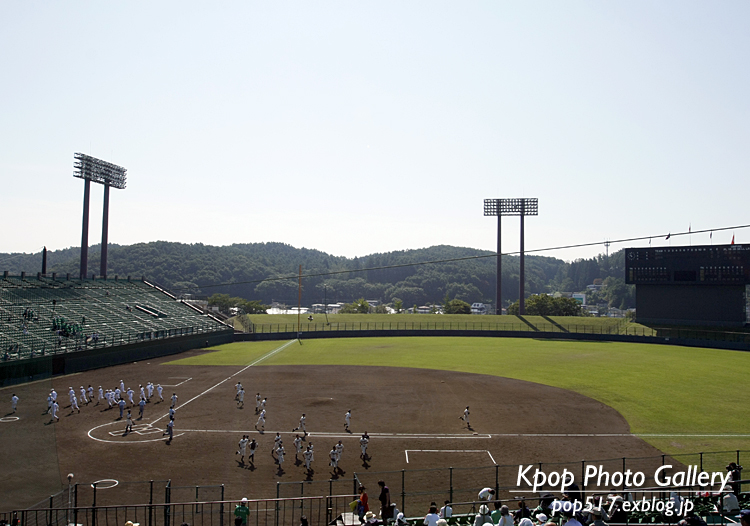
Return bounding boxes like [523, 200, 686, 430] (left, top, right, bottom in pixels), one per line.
[392, 298, 403, 313]
[339, 298, 370, 314]
[506, 295, 584, 316]
[444, 299, 471, 314]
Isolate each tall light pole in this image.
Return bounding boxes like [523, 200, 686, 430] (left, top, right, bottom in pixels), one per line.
[484, 198, 539, 315]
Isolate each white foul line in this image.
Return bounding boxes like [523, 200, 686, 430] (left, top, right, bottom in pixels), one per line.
[405, 449, 496, 464]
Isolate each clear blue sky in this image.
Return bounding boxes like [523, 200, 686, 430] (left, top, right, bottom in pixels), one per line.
[2, 1, 748, 261]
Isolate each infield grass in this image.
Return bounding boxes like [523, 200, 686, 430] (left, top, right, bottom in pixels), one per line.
[167, 337, 750, 460]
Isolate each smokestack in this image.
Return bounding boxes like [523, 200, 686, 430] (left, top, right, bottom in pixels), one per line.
[42, 246, 47, 275]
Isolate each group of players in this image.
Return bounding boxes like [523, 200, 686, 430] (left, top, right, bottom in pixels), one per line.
[233, 381, 371, 476]
[43, 379, 168, 424]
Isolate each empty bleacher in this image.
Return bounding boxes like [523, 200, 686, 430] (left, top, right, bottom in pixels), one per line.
[0, 274, 229, 361]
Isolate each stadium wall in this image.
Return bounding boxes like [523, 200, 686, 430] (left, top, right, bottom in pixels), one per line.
[0, 328, 233, 387]
[236, 329, 750, 352]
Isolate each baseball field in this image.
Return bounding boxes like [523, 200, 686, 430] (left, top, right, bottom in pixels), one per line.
[1, 336, 748, 512]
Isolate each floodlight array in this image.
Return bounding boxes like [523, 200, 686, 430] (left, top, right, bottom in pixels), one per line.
[484, 198, 538, 216]
[73, 153, 127, 189]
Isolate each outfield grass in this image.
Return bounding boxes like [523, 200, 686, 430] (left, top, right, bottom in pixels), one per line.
[167, 337, 750, 459]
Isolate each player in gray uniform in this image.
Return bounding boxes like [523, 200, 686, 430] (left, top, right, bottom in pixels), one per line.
[237, 388, 245, 408]
[125, 410, 133, 433]
[360, 433, 369, 460]
[46, 393, 53, 414]
[276, 445, 285, 473]
[11, 394, 19, 413]
[171, 393, 178, 408]
[255, 393, 262, 414]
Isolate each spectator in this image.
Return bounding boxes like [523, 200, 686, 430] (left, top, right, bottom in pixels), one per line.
[439, 501, 453, 519]
[590, 507, 608, 526]
[519, 519, 534, 526]
[561, 502, 582, 526]
[424, 505, 440, 526]
[234, 498, 250, 526]
[474, 504, 493, 526]
[491, 501, 503, 524]
[479, 487, 496, 501]
[727, 463, 743, 495]
[496, 505, 514, 526]
[723, 492, 740, 513]
[535, 513, 548, 525]
[515, 500, 531, 521]
[738, 510, 749, 526]
[299, 516, 309, 526]
[378, 481, 391, 523]
[357, 485, 369, 523]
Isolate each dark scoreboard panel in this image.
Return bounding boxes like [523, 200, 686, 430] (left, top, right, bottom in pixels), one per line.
[625, 244, 750, 285]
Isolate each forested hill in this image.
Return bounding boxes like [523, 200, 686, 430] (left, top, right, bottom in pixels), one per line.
[0, 242, 630, 308]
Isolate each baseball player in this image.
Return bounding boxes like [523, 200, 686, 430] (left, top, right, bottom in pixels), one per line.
[255, 393, 262, 414]
[138, 397, 146, 419]
[168, 407, 175, 420]
[237, 388, 245, 408]
[50, 388, 57, 404]
[329, 446, 338, 474]
[125, 410, 133, 433]
[294, 434, 303, 461]
[303, 445, 313, 472]
[461, 406, 470, 428]
[235, 382, 242, 401]
[118, 398, 126, 418]
[335, 440, 344, 466]
[139, 385, 146, 402]
[164, 419, 174, 442]
[46, 392, 53, 414]
[51, 400, 59, 421]
[259, 397, 267, 412]
[271, 433, 282, 457]
[70, 394, 80, 414]
[237, 435, 249, 463]
[170, 393, 178, 408]
[114, 387, 121, 402]
[80, 386, 88, 405]
[255, 409, 266, 430]
[156, 384, 164, 402]
[147, 382, 154, 400]
[345, 410, 352, 431]
[87, 385, 94, 404]
[248, 439, 258, 464]
[68, 387, 75, 407]
[127, 387, 135, 406]
[11, 393, 19, 413]
[276, 444, 285, 472]
[360, 433, 369, 460]
[97, 386, 104, 405]
[119, 379, 125, 394]
[292, 413, 307, 435]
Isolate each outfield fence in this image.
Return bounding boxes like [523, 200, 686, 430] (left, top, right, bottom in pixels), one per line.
[247, 320, 750, 346]
[0, 495, 356, 526]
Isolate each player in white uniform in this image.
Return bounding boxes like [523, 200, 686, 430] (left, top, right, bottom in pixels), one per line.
[271, 433, 282, 457]
[114, 387, 121, 401]
[156, 384, 164, 402]
[127, 388, 135, 406]
[11, 394, 19, 413]
[292, 413, 307, 436]
[294, 435, 303, 461]
[236, 435, 249, 463]
[360, 433, 369, 460]
[329, 447, 338, 473]
[171, 393, 178, 408]
[276, 445, 285, 472]
[119, 379, 125, 394]
[255, 393, 262, 414]
[139, 385, 146, 402]
[147, 382, 154, 400]
[68, 387, 75, 407]
[125, 410, 133, 433]
[80, 386, 88, 405]
[46, 393, 53, 414]
[345, 410, 351, 432]
[303, 446, 313, 472]
[97, 386, 104, 405]
[237, 388, 245, 408]
[70, 395, 80, 414]
[255, 409, 266, 430]
[260, 398, 267, 412]
[51, 401, 59, 421]
[235, 382, 242, 400]
[335, 440, 344, 468]
[248, 439, 258, 464]
[461, 406, 470, 428]
[87, 385, 94, 403]
[50, 389, 57, 404]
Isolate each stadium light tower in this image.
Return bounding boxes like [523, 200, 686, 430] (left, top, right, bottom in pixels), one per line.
[73, 153, 127, 279]
[484, 198, 538, 315]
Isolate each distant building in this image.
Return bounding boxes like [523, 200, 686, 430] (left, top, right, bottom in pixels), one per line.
[471, 302, 489, 315]
[572, 293, 587, 305]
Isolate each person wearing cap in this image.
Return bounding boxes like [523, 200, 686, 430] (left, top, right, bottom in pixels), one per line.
[535, 513, 548, 525]
[234, 498, 250, 526]
[738, 510, 749, 526]
[496, 505, 514, 526]
[473, 504, 493, 526]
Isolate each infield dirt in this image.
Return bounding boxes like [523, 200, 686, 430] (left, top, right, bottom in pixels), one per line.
[1, 347, 670, 512]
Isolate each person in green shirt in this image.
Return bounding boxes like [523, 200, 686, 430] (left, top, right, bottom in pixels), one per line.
[234, 497, 250, 526]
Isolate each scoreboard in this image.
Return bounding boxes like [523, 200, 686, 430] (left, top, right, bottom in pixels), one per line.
[625, 244, 750, 285]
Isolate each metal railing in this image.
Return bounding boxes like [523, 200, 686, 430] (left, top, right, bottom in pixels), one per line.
[1, 495, 356, 526]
